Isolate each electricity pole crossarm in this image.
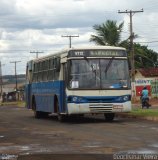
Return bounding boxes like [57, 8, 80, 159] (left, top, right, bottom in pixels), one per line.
[30, 51, 44, 58]
[10, 61, 21, 93]
[118, 9, 143, 14]
[61, 35, 79, 48]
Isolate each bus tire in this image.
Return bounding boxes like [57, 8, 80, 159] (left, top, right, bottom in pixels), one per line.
[32, 98, 42, 119]
[55, 98, 65, 122]
[57, 114, 66, 122]
[35, 111, 49, 119]
[34, 111, 42, 119]
[104, 113, 115, 122]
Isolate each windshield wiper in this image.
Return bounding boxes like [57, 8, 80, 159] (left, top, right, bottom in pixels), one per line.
[104, 57, 114, 73]
[84, 57, 100, 83]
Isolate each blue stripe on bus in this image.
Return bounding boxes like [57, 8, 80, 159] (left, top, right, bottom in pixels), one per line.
[67, 95, 131, 104]
[30, 80, 66, 113]
[25, 80, 130, 113]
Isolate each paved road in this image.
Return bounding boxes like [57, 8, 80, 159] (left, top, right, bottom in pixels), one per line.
[0, 105, 158, 159]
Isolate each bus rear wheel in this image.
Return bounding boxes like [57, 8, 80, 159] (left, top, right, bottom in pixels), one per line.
[34, 111, 42, 119]
[34, 110, 48, 119]
[104, 113, 115, 122]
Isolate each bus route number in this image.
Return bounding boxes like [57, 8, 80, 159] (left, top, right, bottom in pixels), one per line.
[75, 51, 84, 56]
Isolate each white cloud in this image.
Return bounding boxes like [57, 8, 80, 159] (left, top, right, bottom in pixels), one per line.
[0, 0, 158, 75]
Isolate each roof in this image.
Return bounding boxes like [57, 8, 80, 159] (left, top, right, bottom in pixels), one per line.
[32, 45, 126, 62]
[138, 68, 158, 77]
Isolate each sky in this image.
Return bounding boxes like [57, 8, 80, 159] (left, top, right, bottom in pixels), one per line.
[0, 0, 158, 75]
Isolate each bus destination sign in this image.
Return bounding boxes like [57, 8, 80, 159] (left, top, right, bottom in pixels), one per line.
[68, 50, 127, 57]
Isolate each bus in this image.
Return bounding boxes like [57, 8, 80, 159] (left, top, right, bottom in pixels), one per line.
[25, 46, 131, 121]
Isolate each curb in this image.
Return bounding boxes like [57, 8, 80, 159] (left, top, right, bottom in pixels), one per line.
[116, 113, 158, 122]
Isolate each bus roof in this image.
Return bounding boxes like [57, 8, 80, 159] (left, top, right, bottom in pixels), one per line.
[32, 45, 126, 62]
[69, 46, 126, 50]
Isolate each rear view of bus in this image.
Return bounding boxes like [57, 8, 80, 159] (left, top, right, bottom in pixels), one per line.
[66, 46, 131, 121]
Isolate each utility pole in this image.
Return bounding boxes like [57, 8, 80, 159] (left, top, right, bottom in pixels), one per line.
[118, 9, 143, 83]
[0, 61, 3, 96]
[118, 9, 143, 98]
[61, 35, 79, 48]
[30, 51, 44, 58]
[10, 61, 21, 94]
[0, 62, 5, 97]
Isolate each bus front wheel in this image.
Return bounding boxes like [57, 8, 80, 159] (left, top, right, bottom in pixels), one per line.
[104, 113, 115, 122]
[55, 99, 66, 122]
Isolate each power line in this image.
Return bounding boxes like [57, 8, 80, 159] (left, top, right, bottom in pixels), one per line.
[135, 40, 158, 43]
[118, 9, 143, 83]
[118, 9, 143, 99]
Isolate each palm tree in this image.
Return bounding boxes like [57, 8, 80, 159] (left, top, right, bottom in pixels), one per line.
[90, 20, 124, 46]
[90, 20, 158, 68]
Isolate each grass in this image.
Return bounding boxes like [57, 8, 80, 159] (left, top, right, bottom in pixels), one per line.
[0, 101, 25, 107]
[0, 101, 158, 117]
[129, 108, 158, 117]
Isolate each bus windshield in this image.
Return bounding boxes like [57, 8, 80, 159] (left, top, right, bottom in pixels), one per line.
[68, 59, 130, 89]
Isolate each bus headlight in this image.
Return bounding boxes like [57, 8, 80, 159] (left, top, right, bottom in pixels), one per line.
[72, 96, 78, 102]
[67, 96, 86, 103]
[116, 95, 130, 102]
[123, 95, 129, 101]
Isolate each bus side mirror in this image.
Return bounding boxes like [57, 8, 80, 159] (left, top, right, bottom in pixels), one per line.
[55, 58, 60, 72]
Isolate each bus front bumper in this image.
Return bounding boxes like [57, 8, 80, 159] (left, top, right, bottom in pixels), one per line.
[67, 101, 131, 115]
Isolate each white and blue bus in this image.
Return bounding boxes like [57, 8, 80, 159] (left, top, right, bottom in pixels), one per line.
[25, 46, 131, 121]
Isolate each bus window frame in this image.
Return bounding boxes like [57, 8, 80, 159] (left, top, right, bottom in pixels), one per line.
[66, 57, 130, 90]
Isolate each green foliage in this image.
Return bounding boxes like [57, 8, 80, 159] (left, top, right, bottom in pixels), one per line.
[90, 20, 158, 69]
[120, 41, 158, 68]
[90, 20, 124, 46]
[0, 101, 25, 107]
[130, 108, 158, 117]
[134, 43, 158, 68]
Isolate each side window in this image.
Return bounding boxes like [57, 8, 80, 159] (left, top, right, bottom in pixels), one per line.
[33, 63, 38, 82]
[54, 57, 60, 80]
[37, 62, 42, 82]
[42, 60, 48, 81]
[48, 58, 54, 80]
[47, 57, 61, 81]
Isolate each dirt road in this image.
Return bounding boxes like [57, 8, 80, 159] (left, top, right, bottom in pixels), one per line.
[0, 105, 158, 159]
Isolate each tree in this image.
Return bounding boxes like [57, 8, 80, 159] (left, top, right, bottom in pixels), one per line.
[134, 44, 158, 68]
[120, 40, 158, 68]
[90, 20, 158, 69]
[90, 20, 124, 46]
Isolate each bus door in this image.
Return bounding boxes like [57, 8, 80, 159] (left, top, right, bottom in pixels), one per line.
[62, 63, 67, 112]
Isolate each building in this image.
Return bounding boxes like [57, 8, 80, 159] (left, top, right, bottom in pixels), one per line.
[135, 68, 158, 98]
[2, 83, 25, 102]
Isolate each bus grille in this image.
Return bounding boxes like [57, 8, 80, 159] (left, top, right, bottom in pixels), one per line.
[89, 104, 113, 113]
